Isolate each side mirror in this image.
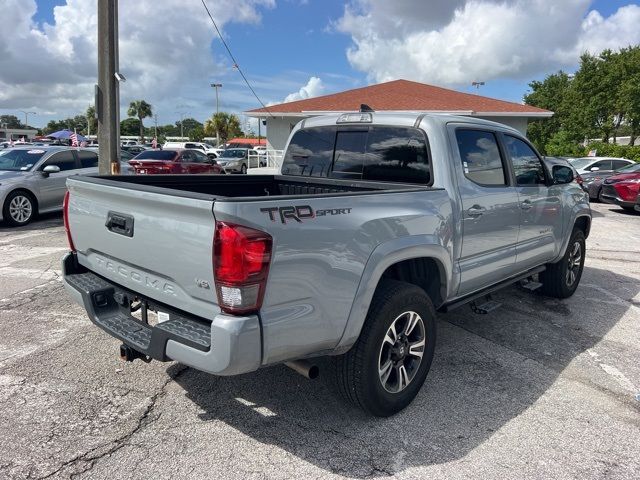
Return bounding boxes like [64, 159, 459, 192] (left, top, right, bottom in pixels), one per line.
[42, 165, 61, 177]
[590, 166, 600, 171]
[552, 165, 574, 185]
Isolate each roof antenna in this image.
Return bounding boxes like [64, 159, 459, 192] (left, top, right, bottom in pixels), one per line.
[360, 104, 374, 112]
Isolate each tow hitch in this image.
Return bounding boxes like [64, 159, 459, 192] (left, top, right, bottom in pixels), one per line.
[119, 343, 151, 363]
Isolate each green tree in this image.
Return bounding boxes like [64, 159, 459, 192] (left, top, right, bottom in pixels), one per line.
[189, 125, 205, 141]
[0, 115, 25, 129]
[86, 105, 97, 136]
[126, 100, 153, 141]
[204, 112, 242, 144]
[120, 117, 141, 137]
[524, 71, 572, 154]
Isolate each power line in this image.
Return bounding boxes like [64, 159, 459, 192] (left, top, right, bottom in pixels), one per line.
[200, 0, 274, 118]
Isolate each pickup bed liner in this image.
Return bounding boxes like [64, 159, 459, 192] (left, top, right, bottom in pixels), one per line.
[74, 174, 429, 201]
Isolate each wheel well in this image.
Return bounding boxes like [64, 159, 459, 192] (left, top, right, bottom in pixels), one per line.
[4, 188, 38, 213]
[380, 258, 446, 308]
[574, 216, 590, 238]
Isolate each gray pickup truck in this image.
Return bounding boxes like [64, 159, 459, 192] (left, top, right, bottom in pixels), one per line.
[62, 113, 591, 416]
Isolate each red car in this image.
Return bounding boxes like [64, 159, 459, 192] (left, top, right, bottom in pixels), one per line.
[129, 149, 223, 175]
[601, 167, 640, 212]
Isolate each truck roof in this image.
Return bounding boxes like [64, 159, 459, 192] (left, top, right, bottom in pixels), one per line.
[299, 112, 521, 135]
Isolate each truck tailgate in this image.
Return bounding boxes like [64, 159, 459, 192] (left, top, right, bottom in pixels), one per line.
[66, 177, 219, 320]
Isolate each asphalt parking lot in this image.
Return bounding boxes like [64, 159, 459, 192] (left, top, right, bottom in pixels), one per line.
[1, 203, 639, 479]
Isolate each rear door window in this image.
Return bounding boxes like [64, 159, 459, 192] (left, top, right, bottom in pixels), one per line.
[456, 129, 506, 186]
[78, 150, 98, 168]
[504, 135, 546, 186]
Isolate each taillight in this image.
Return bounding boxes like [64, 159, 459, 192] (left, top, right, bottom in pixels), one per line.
[63, 190, 76, 252]
[213, 222, 272, 314]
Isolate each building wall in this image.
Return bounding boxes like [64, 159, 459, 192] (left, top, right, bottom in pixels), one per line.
[264, 114, 531, 150]
[0, 128, 38, 140]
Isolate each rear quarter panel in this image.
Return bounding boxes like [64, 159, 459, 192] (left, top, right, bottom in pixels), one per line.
[213, 189, 453, 365]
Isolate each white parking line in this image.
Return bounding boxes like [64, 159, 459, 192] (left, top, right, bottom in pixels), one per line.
[587, 349, 637, 393]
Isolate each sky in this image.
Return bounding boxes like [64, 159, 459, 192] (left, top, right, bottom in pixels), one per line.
[1, 0, 640, 131]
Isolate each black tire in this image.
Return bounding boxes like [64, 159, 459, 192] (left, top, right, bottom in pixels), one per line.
[240, 164, 247, 174]
[539, 229, 585, 298]
[334, 280, 437, 417]
[622, 206, 636, 213]
[3, 190, 36, 226]
[597, 188, 604, 203]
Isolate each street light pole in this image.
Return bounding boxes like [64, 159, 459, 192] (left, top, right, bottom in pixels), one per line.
[19, 110, 36, 129]
[210, 83, 222, 146]
[154, 114, 158, 138]
[175, 112, 187, 139]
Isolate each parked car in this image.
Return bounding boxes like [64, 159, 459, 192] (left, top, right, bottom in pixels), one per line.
[0, 146, 98, 225]
[128, 149, 222, 175]
[586, 162, 640, 201]
[121, 145, 150, 156]
[569, 156, 634, 175]
[162, 142, 218, 158]
[635, 193, 640, 213]
[62, 113, 590, 416]
[600, 168, 640, 212]
[122, 140, 138, 146]
[215, 148, 260, 173]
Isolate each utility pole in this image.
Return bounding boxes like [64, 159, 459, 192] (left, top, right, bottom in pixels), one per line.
[210, 83, 222, 146]
[175, 112, 187, 140]
[97, 0, 121, 174]
[19, 110, 36, 128]
[154, 114, 158, 138]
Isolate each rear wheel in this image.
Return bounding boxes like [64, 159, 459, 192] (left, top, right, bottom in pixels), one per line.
[597, 188, 604, 203]
[3, 191, 36, 226]
[334, 280, 436, 417]
[540, 229, 585, 298]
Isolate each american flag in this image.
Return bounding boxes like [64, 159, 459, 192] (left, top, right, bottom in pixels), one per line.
[152, 136, 158, 149]
[70, 131, 79, 147]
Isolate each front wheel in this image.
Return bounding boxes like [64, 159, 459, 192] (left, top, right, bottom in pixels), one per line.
[3, 191, 36, 226]
[539, 229, 586, 298]
[334, 280, 437, 417]
[240, 164, 247, 174]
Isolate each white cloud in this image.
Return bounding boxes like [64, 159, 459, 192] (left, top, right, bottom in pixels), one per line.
[335, 0, 640, 85]
[283, 76, 325, 102]
[0, 0, 275, 125]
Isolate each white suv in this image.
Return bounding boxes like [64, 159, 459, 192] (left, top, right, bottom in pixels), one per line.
[163, 142, 218, 158]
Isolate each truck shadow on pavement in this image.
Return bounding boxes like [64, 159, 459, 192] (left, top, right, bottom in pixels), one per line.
[171, 265, 637, 478]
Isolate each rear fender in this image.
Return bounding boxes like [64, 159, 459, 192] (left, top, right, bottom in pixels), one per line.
[334, 236, 453, 352]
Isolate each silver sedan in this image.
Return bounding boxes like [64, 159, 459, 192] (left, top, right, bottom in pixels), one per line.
[0, 146, 99, 226]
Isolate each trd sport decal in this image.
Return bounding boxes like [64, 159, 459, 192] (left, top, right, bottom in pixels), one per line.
[260, 205, 352, 224]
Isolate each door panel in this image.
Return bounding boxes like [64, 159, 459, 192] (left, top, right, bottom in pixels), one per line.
[503, 135, 563, 268]
[37, 151, 79, 211]
[454, 128, 521, 296]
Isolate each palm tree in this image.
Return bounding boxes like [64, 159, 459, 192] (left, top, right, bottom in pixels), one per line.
[204, 112, 242, 146]
[127, 100, 153, 142]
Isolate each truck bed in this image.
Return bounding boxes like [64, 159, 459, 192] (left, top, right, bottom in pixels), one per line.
[75, 174, 427, 200]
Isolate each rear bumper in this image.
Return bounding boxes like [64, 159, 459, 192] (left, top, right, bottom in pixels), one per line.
[62, 253, 261, 376]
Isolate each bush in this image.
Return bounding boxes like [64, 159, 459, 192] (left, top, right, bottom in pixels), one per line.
[583, 142, 640, 162]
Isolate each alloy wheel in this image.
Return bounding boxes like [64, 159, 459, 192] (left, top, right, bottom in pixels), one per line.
[566, 241, 582, 287]
[378, 311, 426, 394]
[9, 195, 33, 224]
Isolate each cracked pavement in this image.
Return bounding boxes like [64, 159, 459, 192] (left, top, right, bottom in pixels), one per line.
[1, 204, 639, 479]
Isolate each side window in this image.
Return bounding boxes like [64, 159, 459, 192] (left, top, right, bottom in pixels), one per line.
[364, 126, 431, 184]
[185, 143, 197, 149]
[612, 160, 629, 169]
[78, 150, 98, 168]
[592, 160, 612, 170]
[181, 151, 194, 162]
[191, 151, 209, 163]
[281, 127, 335, 177]
[331, 131, 367, 178]
[42, 151, 77, 171]
[504, 135, 546, 186]
[456, 129, 506, 186]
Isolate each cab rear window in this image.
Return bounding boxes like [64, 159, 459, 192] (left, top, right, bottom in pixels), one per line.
[281, 126, 431, 184]
[134, 150, 177, 161]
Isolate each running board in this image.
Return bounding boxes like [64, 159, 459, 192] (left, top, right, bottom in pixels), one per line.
[470, 294, 502, 314]
[440, 265, 546, 313]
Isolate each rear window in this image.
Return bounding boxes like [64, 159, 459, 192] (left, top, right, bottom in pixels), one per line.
[281, 126, 431, 184]
[134, 150, 177, 161]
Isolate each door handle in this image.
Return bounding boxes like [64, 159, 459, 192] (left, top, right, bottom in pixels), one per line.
[467, 205, 486, 218]
[521, 200, 533, 210]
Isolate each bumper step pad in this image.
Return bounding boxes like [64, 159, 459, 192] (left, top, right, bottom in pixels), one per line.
[65, 270, 211, 360]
